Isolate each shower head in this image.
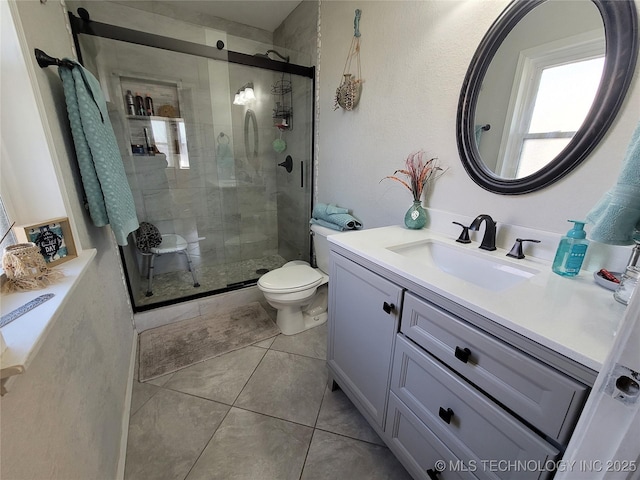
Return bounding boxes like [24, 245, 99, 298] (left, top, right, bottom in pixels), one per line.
[255, 49, 289, 63]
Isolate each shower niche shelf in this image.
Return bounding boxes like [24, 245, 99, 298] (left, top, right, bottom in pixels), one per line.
[119, 76, 189, 167]
[271, 79, 292, 129]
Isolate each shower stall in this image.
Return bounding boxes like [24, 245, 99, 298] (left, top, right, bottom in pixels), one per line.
[68, 6, 315, 310]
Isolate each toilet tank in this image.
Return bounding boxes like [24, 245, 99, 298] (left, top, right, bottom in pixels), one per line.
[310, 224, 339, 274]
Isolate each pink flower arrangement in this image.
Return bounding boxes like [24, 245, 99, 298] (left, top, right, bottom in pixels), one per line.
[382, 150, 445, 202]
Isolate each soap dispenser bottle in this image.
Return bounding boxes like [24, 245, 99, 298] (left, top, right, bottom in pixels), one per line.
[552, 220, 589, 277]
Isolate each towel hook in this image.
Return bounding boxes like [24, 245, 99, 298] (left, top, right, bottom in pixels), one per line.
[354, 9, 361, 38]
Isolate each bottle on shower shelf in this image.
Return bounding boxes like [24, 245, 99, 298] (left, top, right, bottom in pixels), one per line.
[135, 92, 145, 116]
[125, 90, 136, 115]
[145, 94, 154, 116]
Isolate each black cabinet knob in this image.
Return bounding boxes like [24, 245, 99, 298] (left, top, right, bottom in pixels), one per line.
[382, 302, 395, 314]
[454, 346, 471, 363]
[438, 406, 454, 424]
[427, 467, 442, 479]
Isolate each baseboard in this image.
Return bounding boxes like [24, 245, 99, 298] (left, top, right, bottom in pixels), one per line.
[116, 331, 137, 480]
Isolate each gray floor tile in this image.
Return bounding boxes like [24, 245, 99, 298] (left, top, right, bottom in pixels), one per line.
[316, 386, 384, 446]
[130, 380, 161, 416]
[124, 389, 230, 480]
[186, 407, 313, 480]
[301, 430, 412, 480]
[234, 350, 327, 426]
[270, 323, 327, 360]
[163, 346, 266, 404]
[253, 336, 277, 349]
[145, 371, 175, 387]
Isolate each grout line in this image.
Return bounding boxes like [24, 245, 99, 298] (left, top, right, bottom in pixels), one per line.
[228, 405, 317, 430]
[298, 428, 318, 480]
[298, 382, 331, 479]
[230, 346, 270, 406]
[180, 404, 234, 480]
[313, 426, 387, 447]
[268, 346, 327, 362]
[129, 379, 163, 418]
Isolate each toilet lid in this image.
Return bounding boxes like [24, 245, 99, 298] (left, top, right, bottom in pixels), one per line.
[258, 265, 323, 293]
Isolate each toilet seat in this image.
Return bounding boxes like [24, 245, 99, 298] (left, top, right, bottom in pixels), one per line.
[258, 265, 323, 293]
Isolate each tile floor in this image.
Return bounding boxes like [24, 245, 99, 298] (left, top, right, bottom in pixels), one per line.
[125, 319, 413, 480]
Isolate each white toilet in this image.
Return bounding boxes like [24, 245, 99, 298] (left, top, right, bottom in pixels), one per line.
[257, 224, 338, 335]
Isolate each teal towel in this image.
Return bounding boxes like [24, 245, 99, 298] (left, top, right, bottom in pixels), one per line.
[587, 121, 640, 245]
[474, 125, 484, 147]
[310, 218, 345, 231]
[311, 203, 362, 231]
[59, 62, 139, 246]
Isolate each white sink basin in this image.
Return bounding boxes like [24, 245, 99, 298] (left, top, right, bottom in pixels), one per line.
[387, 239, 540, 291]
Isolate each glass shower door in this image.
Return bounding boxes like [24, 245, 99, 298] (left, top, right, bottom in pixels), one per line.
[75, 32, 313, 310]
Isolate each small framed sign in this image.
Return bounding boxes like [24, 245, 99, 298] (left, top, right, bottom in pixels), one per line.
[14, 217, 77, 267]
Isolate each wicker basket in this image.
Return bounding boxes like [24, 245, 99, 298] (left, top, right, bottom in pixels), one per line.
[2, 242, 63, 291]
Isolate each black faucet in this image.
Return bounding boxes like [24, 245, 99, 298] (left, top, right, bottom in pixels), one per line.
[469, 214, 497, 251]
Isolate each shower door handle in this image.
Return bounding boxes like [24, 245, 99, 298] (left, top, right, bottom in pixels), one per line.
[300, 161, 304, 188]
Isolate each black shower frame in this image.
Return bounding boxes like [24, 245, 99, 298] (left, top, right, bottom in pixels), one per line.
[68, 9, 317, 312]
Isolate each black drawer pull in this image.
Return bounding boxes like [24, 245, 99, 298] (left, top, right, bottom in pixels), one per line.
[427, 468, 442, 479]
[438, 407, 454, 424]
[454, 346, 471, 363]
[382, 302, 395, 314]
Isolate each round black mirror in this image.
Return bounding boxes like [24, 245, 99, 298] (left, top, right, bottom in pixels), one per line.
[457, 0, 638, 194]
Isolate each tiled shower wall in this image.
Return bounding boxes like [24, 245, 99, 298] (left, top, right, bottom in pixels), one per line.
[274, 1, 319, 262]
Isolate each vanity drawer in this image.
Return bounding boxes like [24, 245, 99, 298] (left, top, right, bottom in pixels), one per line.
[387, 392, 478, 480]
[401, 292, 587, 443]
[391, 334, 558, 480]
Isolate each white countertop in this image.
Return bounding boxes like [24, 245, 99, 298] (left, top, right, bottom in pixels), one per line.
[328, 226, 626, 372]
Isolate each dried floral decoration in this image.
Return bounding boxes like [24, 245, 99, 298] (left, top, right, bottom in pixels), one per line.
[382, 150, 446, 201]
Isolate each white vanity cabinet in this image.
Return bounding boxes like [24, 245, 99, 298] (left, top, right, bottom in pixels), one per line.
[327, 252, 404, 429]
[327, 247, 592, 480]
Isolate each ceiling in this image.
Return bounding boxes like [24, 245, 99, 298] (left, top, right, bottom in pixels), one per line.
[153, 1, 303, 32]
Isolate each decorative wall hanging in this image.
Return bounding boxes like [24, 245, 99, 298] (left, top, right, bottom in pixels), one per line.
[334, 9, 363, 111]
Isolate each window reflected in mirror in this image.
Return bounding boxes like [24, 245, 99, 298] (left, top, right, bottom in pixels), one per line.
[516, 57, 604, 177]
[475, 0, 604, 179]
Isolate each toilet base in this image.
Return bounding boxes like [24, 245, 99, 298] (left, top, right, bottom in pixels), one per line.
[276, 309, 327, 335]
[275, 285, 328, 335]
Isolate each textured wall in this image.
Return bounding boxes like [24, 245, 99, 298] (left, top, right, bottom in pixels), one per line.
[317, 0, 640, 239]
[1, 1, 135, 478]
[0, 260, 134, 479]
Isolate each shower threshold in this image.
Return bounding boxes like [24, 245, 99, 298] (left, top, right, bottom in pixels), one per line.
[131, 254, 286, 311]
